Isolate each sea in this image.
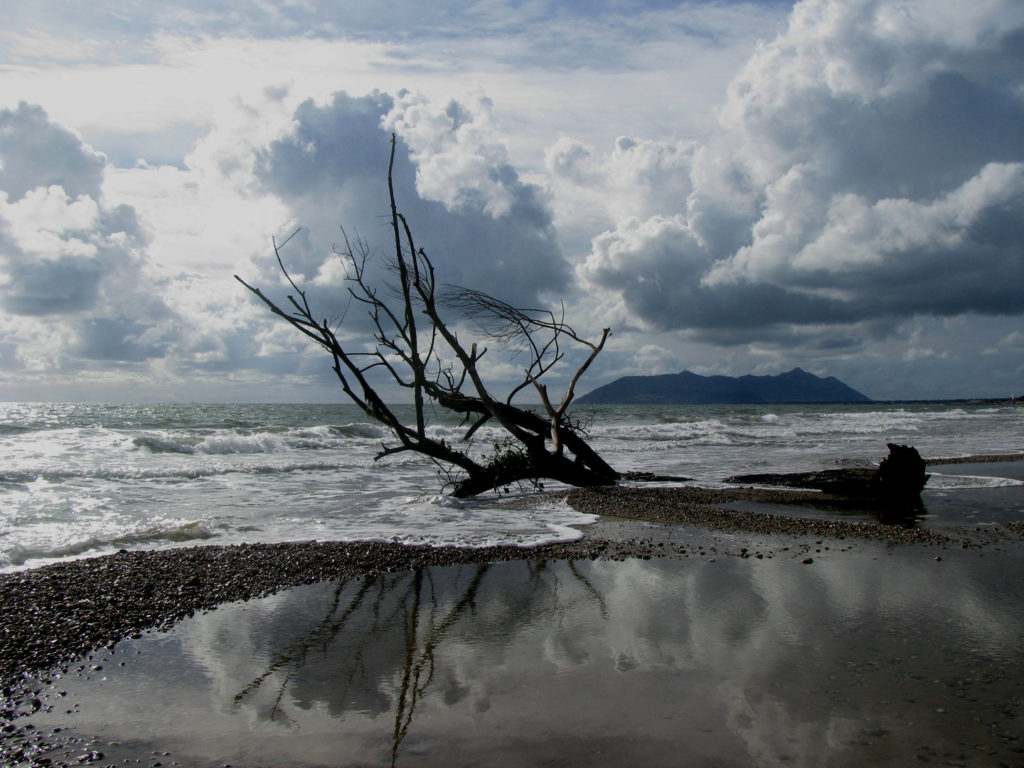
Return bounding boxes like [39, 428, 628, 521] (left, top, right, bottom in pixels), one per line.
[2, 400, 1022, 572]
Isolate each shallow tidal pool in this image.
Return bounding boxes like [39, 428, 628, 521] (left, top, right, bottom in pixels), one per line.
[18, 539, 1024, 768]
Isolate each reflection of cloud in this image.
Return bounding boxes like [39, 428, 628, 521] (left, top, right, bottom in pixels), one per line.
[154, 546, 1024, 766]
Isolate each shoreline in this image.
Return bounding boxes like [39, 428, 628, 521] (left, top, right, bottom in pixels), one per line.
[926, 452, 1024, 464]
[2, 454, 1023, 696]
[566, 485, 959, 544]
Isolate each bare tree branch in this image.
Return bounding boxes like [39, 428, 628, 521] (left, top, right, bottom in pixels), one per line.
[236, 134, 618, 496]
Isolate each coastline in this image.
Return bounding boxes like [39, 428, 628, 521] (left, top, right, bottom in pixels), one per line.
[3, 454, 1022, 690]
[927, 453, 1024, 464]
[3, 453, 1023, 765]
[565, 485, 958, 544]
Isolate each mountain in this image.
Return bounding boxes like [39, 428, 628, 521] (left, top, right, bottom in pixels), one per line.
[576, 368, 871, 405]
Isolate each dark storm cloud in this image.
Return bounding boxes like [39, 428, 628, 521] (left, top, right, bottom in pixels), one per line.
[579, 0, 1024, 345]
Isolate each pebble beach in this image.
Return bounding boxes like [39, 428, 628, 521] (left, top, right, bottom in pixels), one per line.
[3, 453, 1024, 765]
[7, 463, 1023, 688]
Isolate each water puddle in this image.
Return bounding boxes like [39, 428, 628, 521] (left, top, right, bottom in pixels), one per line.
[14, 548, 1024, 767]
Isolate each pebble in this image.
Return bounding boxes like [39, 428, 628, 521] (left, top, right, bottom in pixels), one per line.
[2, 469, 1021, 765]
[564, 485, 969, 545]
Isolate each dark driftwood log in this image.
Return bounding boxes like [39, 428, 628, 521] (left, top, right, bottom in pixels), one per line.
[725, 444, 930, 501]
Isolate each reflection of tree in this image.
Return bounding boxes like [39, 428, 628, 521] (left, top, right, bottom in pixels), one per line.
[874, 498, 926, 527]
[171, 549, 1024, 768]
[233, 577, 375, 725]
[568, 560, 608, 620]
[390, 566, 490, 767]
[230, 561, 606, 766]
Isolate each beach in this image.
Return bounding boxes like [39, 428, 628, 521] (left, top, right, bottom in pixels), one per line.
[4, 401, 1023, 571]
[2, 454, 1023, 767]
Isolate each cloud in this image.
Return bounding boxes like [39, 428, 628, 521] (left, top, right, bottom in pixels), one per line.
[1, 2, 787, 67]
[582, 213, 846, 334]
[251, 90, 571, 312]
[0, 89, 576, 398]
[388, 91, 521, 218]
[0, 104, 177, 371]
[579, 0, 1024, 345]
[706, 162, 1024, 313]
[0, 103, 105, 201]
[0, 183, 156, 317]
[546, 135, 697, 254]
[3, 0, 1022, 401]
[983, 330, 1024, 356]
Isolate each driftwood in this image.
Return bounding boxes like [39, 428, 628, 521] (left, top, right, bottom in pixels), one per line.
[726, 444, 929, 500]
[237, 136, 617, 497]
[725, 444, 930, 526]
[725, 441, 930, 520]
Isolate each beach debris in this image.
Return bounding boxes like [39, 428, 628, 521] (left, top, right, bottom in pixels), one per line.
[874, 443, 930, 501]
[237, 135, 617, 497]
[724, 444, 929, 503]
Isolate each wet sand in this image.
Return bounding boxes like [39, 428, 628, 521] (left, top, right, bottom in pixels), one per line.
[2, 455, 1023, 766]
[5, 463, 1020, 689]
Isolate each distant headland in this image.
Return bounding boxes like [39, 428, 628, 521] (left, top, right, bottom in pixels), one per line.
[577, 367, 871, 405]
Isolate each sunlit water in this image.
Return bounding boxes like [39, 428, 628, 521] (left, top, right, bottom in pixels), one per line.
[21, 546, 1024, 767]
[2, 401, 1023, 571]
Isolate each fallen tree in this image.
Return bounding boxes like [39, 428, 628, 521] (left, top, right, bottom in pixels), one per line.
[237, 136, 618, 497]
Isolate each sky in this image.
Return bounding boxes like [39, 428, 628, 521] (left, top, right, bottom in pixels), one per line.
[1, 0, 1022, 403]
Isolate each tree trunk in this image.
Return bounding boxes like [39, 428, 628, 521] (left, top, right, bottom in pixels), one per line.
[451, 450, 617, 498]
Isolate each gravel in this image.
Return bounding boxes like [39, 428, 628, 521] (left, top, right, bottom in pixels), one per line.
[3, 453, 1023, 766]
[565, 485, 958, 543]
[4, 482, 1014, 689]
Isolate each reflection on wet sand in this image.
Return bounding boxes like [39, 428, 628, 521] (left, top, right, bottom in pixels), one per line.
[229, 565, 500, 765]
[23, 543, 1024, 767]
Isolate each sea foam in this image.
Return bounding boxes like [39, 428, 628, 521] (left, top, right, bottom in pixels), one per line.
[3, 401, 1023, 572]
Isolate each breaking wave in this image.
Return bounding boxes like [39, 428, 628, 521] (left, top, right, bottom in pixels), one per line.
[3, 400, 1022, 571]
[2, 520, 217, 569]
[133, 423, 385, 456]
[3, 460, 353, 485]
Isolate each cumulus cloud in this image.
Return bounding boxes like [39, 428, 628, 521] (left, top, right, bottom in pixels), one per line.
[583, 213, 845, 333]
[252, 89, 570, 312]
[0, 103, 105, 202]
[387, 91, 521, 218]
[546, 134, 697, 253]
[579, 0, 1024, 345]
[0, 103, 177, 370]
[0, 89, 577, 398]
